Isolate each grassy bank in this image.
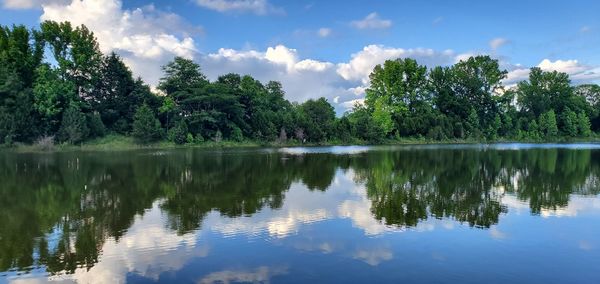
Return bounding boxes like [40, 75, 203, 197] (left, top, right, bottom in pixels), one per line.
[2, 134, 600, 153]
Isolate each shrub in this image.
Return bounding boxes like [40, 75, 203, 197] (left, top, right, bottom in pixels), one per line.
[87, 112, 106, 138]
[167, 119, 188, 144]
[230, 126, 243, 142]
[132, 104, 162, 143]
[35, 135, 55, 151]
[58, 104, 89, 144]
[213, 130, 223, 142]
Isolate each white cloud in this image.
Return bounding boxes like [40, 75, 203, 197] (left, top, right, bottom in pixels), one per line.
[489, 37, 509, 51]
[39, 0, 200, 86]
[318, 27, 332, 38]
[351, 12, 392, 30]
[10, 202, 209, 284]
[352, 247, 393, 266]
[2, 0, 67, 9]
[198, 266, 288, 284]
[538, 59, 589, 75]
[504, 59, 600, 85]
[336, 45, 456, 84]
[195, 0, 283, 15]
[199, 45, 355, 113]
[341, 98, 365, 109]
[503, 66, 531, 85]
[3, 0, 37, 9]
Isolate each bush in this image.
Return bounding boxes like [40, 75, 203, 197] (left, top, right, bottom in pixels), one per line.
[167, 119, 188, 144]
[230, 126, 243, 142]
[112, 118, 130, 134]
[35, 135, 55, 151]
[427, 126, 446, 140]
[0, 107, 15, 145]
[58, 104, 89, 144]
[87, 112, 106, 138]
[186, 133, 194, 144]
[132, 104, 162, 143]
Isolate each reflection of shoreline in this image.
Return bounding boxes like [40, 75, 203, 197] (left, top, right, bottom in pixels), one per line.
[2, 147, 600, 279]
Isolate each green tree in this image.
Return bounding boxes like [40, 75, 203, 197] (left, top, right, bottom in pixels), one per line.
[298, 98, 336, 142]
[452, 56, 506, 131]
[348, 105, 385, 142]
[167, 119, 188, 145]
[560, 108, 578, 137]
[158, 57, 207, 97]
[366, 58, 429, 136]
[517, 68, 574, 117]
[93, 52, 135, 132]
[467, 108, 481, 138]
[132, 104, 162, 143]
[40, 21, 102, 99]
[577, 112, 592, 136]
[159, 96, 177, 131]
[58, 104, 89, 144]
[538, 110, 558, 138]
[33, 64, 75, 133]
[87, 112, 106, 138]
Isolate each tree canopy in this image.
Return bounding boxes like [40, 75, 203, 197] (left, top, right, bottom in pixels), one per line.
[0, 21, 599, 146]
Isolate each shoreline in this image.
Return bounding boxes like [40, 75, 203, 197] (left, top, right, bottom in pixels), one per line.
[2, 135, 600, 153]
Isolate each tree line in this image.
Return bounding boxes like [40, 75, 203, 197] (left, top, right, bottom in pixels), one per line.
[1, 21, 600, 146]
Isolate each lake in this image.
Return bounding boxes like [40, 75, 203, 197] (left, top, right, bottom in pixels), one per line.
[1, 144, 600, 283]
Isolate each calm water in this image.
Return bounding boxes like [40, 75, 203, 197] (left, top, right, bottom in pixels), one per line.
[1, 144, 600, 283]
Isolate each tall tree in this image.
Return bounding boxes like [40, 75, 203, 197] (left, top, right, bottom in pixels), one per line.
[366, 58, 430, 136]
[40, 21, 102, 100]
[451, 56, 507, 130]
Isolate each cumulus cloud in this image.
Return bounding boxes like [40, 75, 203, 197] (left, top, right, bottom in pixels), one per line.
[318, 27, 332, 38]
[489, 37, 509, 51]
[195, 0, 284, 15]
[198, 44, 466, 113]
[30, 2, 600, 112]
[336, 45, 457, 84]
[503, 66, 531, 85]
[39, 0, 200, 86]
[351, 12, 392, 30]
[504, 59, 600, 85]
[199, 45, 356, 113]
[29, 202, 209, 284]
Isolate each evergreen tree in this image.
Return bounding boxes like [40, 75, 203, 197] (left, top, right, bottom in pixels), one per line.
[132, 104, 162, 143]
[58, 104, 89, 144]
[577, 112, 592, 136]
[539, 110, 558, 138]
[167, 119, 188, 145]
[87, 112, 106, 138]
[560, 108, 578, 137]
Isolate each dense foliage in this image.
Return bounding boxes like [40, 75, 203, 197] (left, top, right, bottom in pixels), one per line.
[1, 22, 599, 146]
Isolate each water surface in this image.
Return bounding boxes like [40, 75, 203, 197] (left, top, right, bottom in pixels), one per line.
[1, 144, 600, 283]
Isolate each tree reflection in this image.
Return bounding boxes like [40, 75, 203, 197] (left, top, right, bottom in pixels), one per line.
[1, 147, 599, 275]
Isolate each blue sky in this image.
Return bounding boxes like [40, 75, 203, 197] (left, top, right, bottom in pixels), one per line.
[1, 0, 599, 113]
